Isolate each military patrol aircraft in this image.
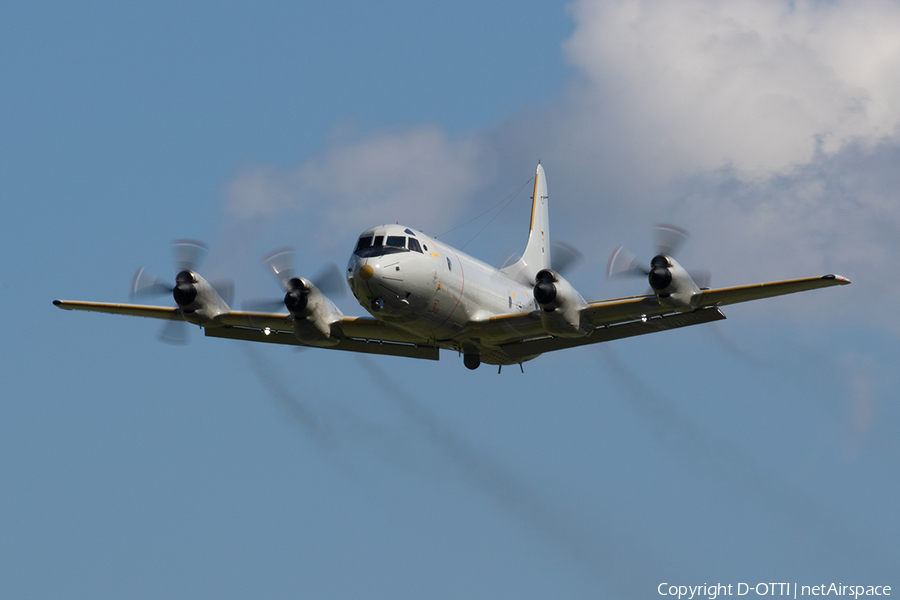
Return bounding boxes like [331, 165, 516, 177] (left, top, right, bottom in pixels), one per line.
[54, 164, 850, 370]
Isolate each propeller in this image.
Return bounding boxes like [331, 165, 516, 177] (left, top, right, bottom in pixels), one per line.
[496, 241, 584, 276]
[129, 240, 212, 344]
[246, 248, 346, 315]
[131, 239, 208, 300]
[552, 240, 583, 276]
[654, 223, 689, 258]
[606, 224, 710, 292]
[606, 224, 689, 278]
[263, 248, 346, 297]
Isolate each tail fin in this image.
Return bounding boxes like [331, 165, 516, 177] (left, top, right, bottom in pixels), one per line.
[502, 164, 551, 285]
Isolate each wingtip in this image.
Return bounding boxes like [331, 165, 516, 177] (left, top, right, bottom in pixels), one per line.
[822, 274, 851, 284]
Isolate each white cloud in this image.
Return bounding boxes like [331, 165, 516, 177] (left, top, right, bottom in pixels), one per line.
[298, 127, 487, 235]
[563, 0, 900, 176]
[225, 126, 487, 246]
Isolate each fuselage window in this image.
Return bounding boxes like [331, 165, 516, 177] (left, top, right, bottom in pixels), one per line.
[408, 238, 422, 253]
[373, 235, 384, 247]
[386, 235, 406, 249]
[355, 236, 373, 253]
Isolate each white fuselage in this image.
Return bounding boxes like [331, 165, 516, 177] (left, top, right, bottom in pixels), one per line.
[346, 224, 536, 347]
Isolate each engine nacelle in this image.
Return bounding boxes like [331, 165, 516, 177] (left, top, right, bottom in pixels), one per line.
[173, 270, 231, 325]
[648, 255, 701, 309]
[533, 269, 589, 337]
[284, 277, 344, 347]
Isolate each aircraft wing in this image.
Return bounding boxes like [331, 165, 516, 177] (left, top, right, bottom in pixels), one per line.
[53, 300, 184, 321]
[471, 274, 850, 360]
[580, 274, 851, 326]
[53, 300, 440, 360]
[695, 274, 851, 306]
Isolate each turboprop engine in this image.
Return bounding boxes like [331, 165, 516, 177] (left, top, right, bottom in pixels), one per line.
[646, 255, 702, 310]
[533, 269, 589, 337]
[170, 270, 232, 323]
[280, 276, 343, 346]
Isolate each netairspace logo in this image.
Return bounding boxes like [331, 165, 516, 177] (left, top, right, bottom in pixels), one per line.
[658, 583, 892, 600]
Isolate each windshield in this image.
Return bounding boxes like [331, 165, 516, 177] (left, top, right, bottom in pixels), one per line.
[354, 235, 415, 258]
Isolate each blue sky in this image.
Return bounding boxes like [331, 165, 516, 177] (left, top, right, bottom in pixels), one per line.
[2, 1, 898, 598]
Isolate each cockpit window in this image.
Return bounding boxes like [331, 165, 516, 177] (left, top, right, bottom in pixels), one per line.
[353, 233, 414, 257]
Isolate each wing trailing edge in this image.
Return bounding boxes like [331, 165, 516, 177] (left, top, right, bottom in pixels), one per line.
[204, 326, 440, 360]
[500, 306, 727, 360]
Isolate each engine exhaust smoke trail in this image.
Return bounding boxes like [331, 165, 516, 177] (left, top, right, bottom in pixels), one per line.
[709, 323, 770, 367]
[242, 345, 319, 433]
[594, 345, 889, 575]
[240, 345, 661, 596]
[709, 326, 890, 458]
[355, 355, 659, 599]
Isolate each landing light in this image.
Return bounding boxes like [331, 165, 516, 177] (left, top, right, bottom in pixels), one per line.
[641, 315, 648, 323]
[264, 327, 271, 336]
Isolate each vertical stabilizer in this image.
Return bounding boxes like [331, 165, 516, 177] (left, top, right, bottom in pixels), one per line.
[502, 164, 551, 285]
